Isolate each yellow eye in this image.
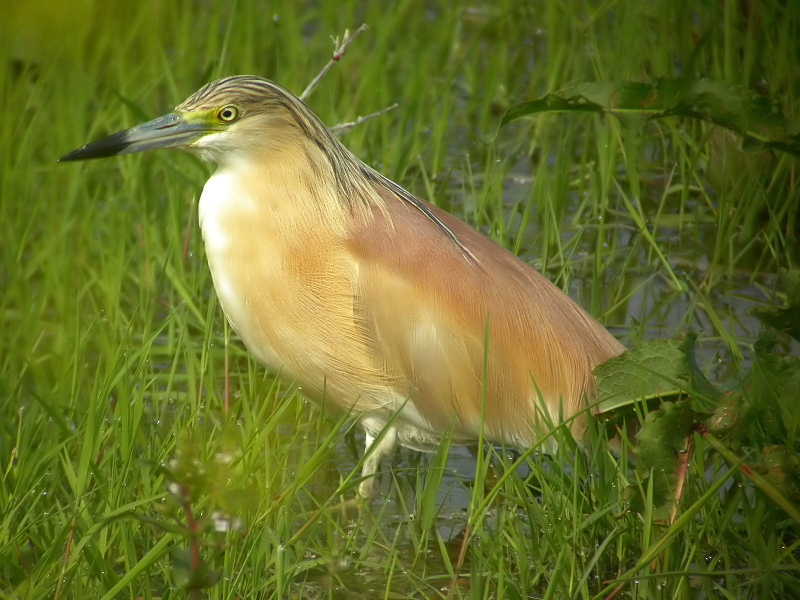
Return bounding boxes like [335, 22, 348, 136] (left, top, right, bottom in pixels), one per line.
[218, 105, 239, 122]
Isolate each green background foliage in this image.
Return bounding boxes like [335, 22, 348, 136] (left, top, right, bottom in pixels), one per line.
[1, 1, 798, 598]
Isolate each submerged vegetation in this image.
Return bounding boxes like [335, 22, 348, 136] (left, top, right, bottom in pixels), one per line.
[1, 1, 799, 598]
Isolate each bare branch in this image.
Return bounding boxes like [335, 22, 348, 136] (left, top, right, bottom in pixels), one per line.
[330, 103, 400, 135]
[301, 25, 397, 135]
[300, 23, 369, 101]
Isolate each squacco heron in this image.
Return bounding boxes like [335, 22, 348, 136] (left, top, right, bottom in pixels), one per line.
[61, 76, 625, 497]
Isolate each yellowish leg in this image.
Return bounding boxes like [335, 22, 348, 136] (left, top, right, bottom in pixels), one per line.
[358, 423, 398, 498]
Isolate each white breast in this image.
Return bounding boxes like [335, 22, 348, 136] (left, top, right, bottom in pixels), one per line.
[198, 168, 281, 367]
[198, 168, 246, 252]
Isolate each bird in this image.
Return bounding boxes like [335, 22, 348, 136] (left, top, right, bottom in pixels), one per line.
[61, 75, 625, 497]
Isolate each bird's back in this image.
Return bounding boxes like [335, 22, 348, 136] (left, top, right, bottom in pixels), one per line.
[347, 182, 625, 448]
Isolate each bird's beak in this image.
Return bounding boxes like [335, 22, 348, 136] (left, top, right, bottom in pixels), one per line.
[59, 112, 212, 162]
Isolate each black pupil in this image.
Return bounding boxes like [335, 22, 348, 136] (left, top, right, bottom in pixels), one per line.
[222, 108, 234, 120]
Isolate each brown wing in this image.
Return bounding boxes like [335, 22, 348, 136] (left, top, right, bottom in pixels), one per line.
[346, 183, 624, 446]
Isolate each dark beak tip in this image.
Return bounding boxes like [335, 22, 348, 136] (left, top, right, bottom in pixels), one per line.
[58, 112, 201, 163]
[58, 144, 103, 163]
[58, 151, 79, 163]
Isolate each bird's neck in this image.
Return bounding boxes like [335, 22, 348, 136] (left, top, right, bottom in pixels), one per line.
[206, 143, 371, 237]
[210, 136, 384, 238]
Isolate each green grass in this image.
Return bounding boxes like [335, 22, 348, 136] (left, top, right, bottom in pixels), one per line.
[2, 1, 799, 598]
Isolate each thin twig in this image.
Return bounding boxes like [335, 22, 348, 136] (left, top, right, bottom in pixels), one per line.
[455, 524, 471, 571]
[605, 582, 625, 600]
[444, 524, 471, 599]
[330, 103, 400, 135]
[301, 24, 397, 136]
[54, 519, 76, 600]
[669, 435, 694, 525]
[178, 483, 205, 599]
[300, 23, 369, 101]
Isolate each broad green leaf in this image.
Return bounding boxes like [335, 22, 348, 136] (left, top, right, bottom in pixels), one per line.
[594, 339, 685, 413]
[502, 78, 800, 156]
[594, 336, 719, 413]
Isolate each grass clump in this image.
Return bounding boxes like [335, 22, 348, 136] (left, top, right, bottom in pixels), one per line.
[2, 1, 799, 597]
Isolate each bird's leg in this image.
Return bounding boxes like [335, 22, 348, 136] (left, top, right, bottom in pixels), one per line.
[358, 422, 398, 498]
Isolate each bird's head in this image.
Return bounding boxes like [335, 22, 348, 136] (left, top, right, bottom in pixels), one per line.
[60, 76, 326, 165]
[61, 75, 475, 261]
